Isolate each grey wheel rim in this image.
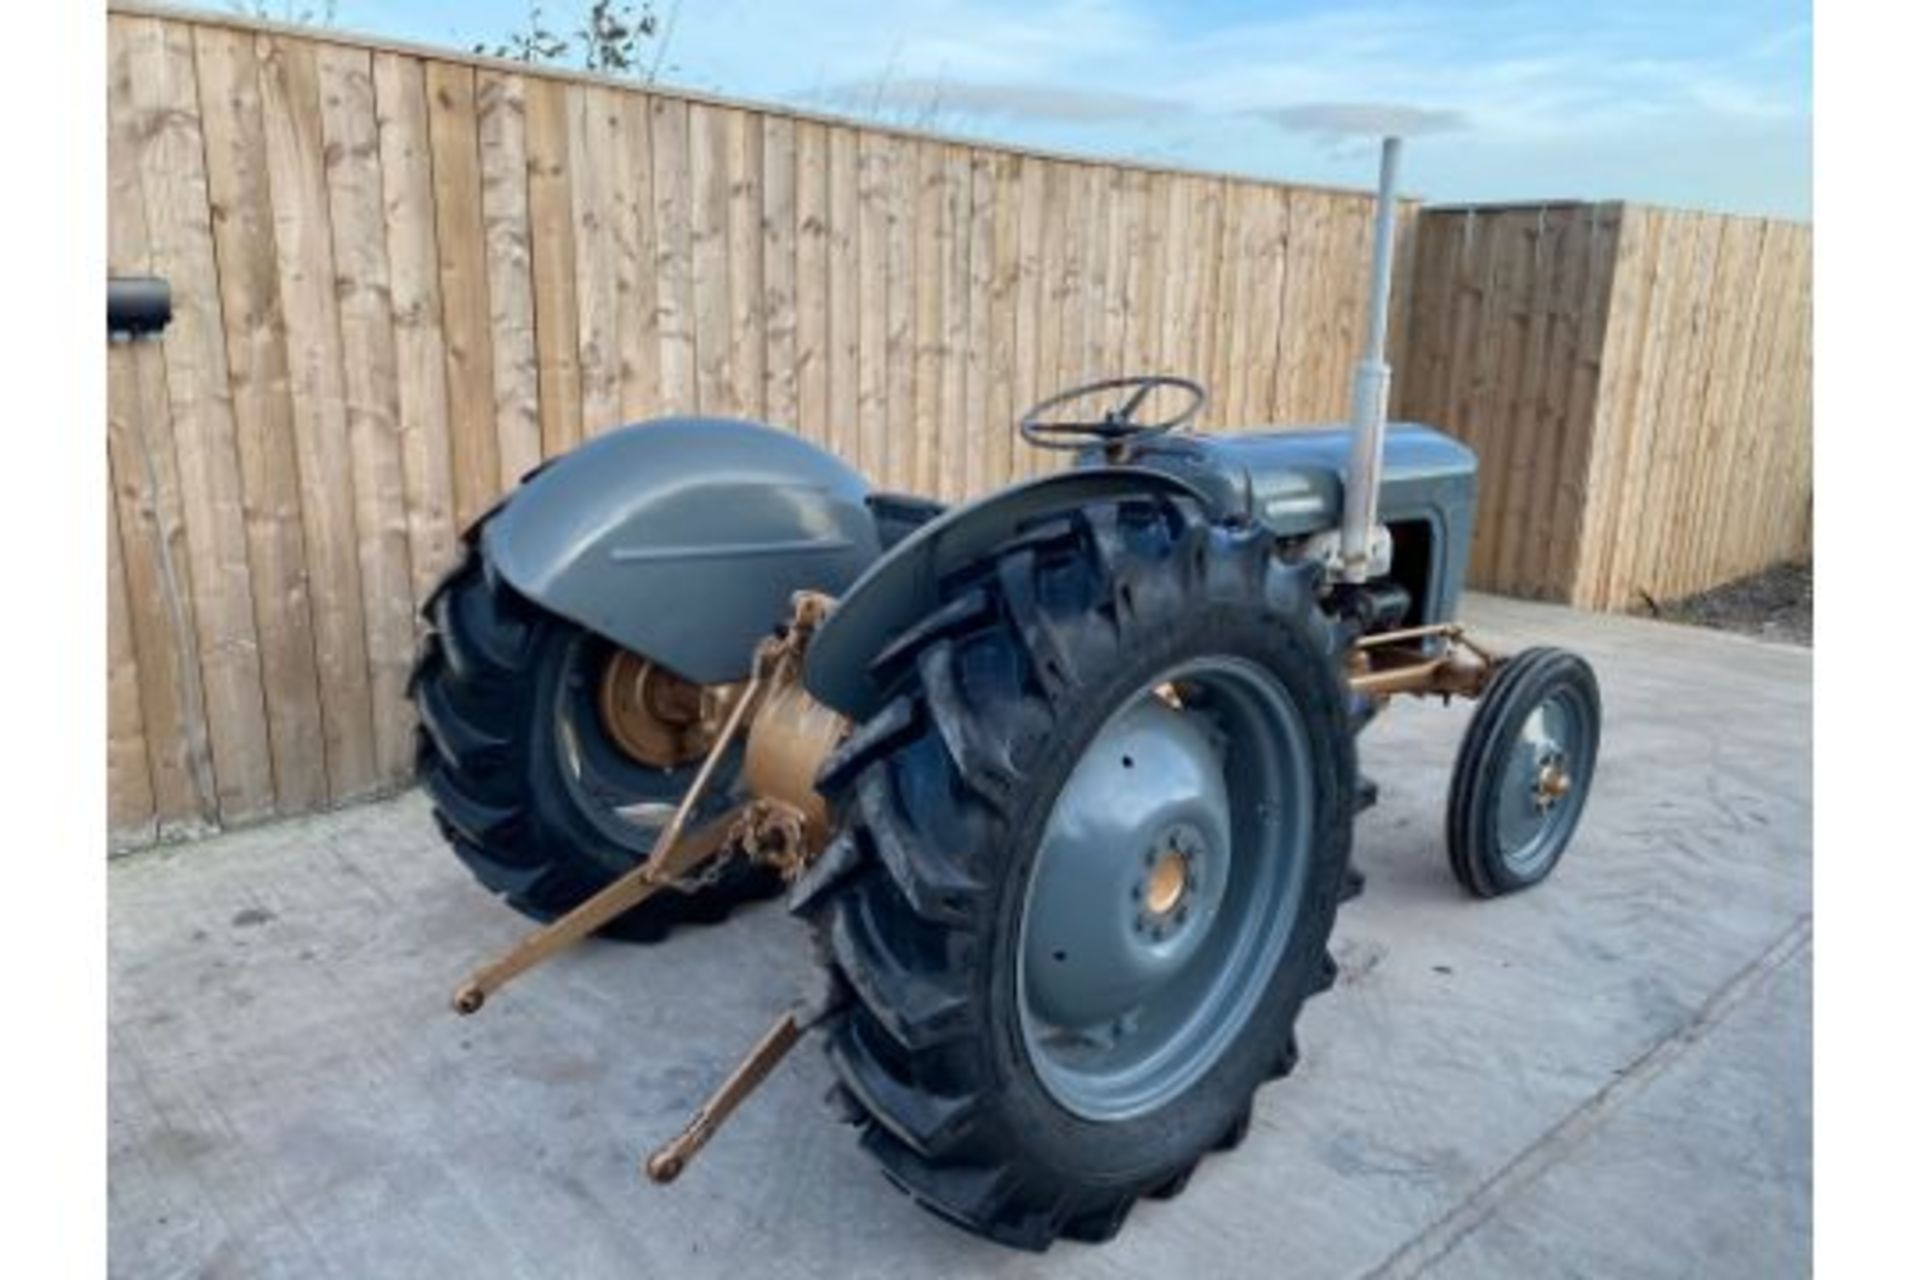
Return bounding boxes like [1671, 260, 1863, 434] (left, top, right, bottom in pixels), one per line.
[1016, 657, 1313, 1121]
[1491, 689, 1594, 876]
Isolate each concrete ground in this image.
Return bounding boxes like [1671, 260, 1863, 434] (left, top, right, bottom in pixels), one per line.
[108, 596, 1811, 1279]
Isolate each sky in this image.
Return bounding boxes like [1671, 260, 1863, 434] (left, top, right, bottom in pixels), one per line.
[247, 0, 1810, 218]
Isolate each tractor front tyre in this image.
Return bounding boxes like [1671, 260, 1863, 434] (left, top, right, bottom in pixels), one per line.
[790, 495, 1356, 1249]
[407, 535, 779, 941]
[1446, 646, 1602, 898]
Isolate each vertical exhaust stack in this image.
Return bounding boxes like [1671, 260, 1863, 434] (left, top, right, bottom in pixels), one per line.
[1338, 136, 1404, 584]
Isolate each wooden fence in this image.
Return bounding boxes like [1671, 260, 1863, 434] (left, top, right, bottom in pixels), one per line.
[106, 7, 1813, 846]
[1399, 203, 1812, 611]
[105, 6, 1414, 845]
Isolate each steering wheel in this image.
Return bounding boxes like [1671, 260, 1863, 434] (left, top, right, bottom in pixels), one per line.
[1018, 375, 1207, 453]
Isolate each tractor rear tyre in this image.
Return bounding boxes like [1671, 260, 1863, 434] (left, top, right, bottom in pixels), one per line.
[408, 533, 779, 941]
[791, 495, 1355, 1249]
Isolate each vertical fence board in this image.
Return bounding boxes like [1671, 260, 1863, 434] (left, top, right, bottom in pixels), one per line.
[1036, 162, 1069, 439]
[854, 131, 889, 481]
[108, 490, 157, 842]
[1491, 208, 1556, 594]
[909, 142, 945, 498]
[372, 52, 458, 607]
[793, 121, 831, 442]
[1012, 155, 1045, 478]
[522, 75, 582, 456]
[936, 146, 972, 503]
[1056, 164, 1088, 393]
[882, 136, 915, 490]
[1272, 190, 1322, 417]
[689, 102, 732, 418]
[616, 92, 661, 423]
[570, 85, 623, 433]
[195, 26, 327, 811]
[1129, 171, 1168, 387]
[959, 150, 993, 500]
[107, 343, 216, 833]
[824, 126, 860, 463]
[258, 30, 377, 802]
[1095, 166, 1128, 406]
[1574, 206, 1652, 607]
[649, 96, 695, 412]
[983, 152, 1020, 494]
[1675, 218, 1762, 591]
[1192, 178, 1227, 413]
[125, 16, 277, 819]
[475, 70, 543, 482]
[762, 114, 799, 430]
[1610, 210, 1687, 607]
[1090, 165, 1121, 395]
[319, 44, 418, 786]
[1219, 182, 1257, 423]
[1542, 204, 1618, 597]
[726, 111, 766, 421]
[424, 60, 501, 527]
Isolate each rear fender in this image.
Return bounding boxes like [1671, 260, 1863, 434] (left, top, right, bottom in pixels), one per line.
[482, 417, 881, 684]
[804, 468, 1214, 719]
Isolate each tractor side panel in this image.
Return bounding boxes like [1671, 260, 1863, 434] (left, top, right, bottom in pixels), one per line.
[804, 469, 1212, 719]
[1128, 423, 1478, 626]
[483, 417, 881, 684]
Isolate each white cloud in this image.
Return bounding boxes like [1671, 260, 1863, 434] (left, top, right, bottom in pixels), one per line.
[373, 0, 1811, 217]
[1258, 103, 1470, 141]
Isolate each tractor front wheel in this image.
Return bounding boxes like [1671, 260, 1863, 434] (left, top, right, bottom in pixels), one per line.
[791, 495, 1355, 1249]
[1446, 646, 1602, 897]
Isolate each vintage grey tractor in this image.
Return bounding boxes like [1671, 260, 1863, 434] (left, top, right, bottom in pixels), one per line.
[408, 139, 1600, 1250]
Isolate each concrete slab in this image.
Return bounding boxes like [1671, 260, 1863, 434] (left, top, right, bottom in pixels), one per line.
[108, 595, 1811, 1279]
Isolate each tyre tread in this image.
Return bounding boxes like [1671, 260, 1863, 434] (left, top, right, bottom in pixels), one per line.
[799, 496, 1354, 1249]
[408, 535, 777, 939]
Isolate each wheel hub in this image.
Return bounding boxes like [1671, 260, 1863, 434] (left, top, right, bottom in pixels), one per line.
[1142, 845, 1191, 918]
[1022, 699, 1231, 1032]
[1496, 698, 1586, 866]
[1015, 656, 1315, 1122]
[1534, 757, 1573, 812]
[596, 651, 735, 769]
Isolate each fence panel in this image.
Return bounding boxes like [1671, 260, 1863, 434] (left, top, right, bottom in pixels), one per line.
[1399, 203, 1811, 612]
[108, 8, 1813, 844]
[105, 5, 1402, 843]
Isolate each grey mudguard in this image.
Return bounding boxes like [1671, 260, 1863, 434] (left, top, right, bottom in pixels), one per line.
[482, 417, 881, 684]
[803, 468, 1210, 720]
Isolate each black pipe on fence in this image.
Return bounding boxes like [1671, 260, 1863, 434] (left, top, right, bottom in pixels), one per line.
[109, 276, 171, 340]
